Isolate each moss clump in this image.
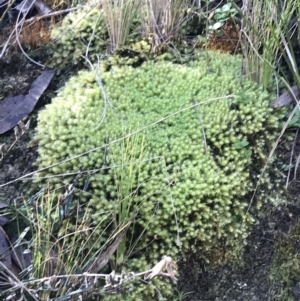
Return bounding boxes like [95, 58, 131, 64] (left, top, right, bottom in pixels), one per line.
[50, 7, 109, 67]
[35, 51, 283, 284]
[50, 6, 194, 71]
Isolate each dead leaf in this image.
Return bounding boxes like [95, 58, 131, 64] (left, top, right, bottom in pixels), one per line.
[271, 85, 300, 108]
[14, 125, 21, 140]
[144, 256, 178, 281]
[0, 70, 55, 134]
[0, 227, 11, 270]
[144, 258, 166, 280]
[15, 0, 34, 12]
[0, 143, 7, 158]
[0, 216, 9, 227]
[33, 0, 51, 14]
[14, 0, 51, 14]
[0, 201, 9, 227]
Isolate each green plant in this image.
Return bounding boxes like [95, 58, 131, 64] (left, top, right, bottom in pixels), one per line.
[208, 3, 238, 37]
[50, 7, 109, 67]
[139, 0, 188, 48]
[234, 0, 299, 90]
[0, 203, 178, 301]
[26, 186, 107, 277]
[1, 183, 179, 299]
[288, 106, 300, 128]
[173, 288, 194, 301]
[102, 0, 141, 53]
[110, 132, 147, 269]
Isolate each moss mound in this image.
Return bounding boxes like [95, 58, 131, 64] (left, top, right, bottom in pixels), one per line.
[50, 7, 109, 67]
[35, 51, 283, 268]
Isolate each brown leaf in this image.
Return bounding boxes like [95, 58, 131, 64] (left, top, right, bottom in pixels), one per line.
[0, 226, 11, 270]
[33, 0, 51, 14]
[14, 125, 21, 140]
[144, 256, 178, 281]
[14, 0, 51, 14]
[165, 258, 178, 280]
[0, 70, 55, 134]
[144, 258, 166, 280]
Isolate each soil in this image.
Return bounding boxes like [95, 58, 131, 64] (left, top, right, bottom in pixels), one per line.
[1, 51, 300, 301]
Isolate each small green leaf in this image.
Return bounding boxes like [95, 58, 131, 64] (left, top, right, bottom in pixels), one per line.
[213, 21, 224, 30]
[198, 35, 207, 42]
[222, 3, 232, 12]
[283, 164, 293, 171]
[214, 12, 225, 20]
[288, 108, 300, 127]
[243, 148, 252, 159]
[288, 119, 300, 127]
[217, 30, 224, 37]
[233, 140, 249, 149]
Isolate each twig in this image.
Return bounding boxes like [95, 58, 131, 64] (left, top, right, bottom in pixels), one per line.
[0, 0, 16, 24]
[83, 7, 103, 58]
[12, 0, 46, 66]
[0, 12, 25, 59]
[0, 5, 83, 61]
[24, 6, 83, 24]
[286, 128, 298, 187]
[16, 27, 45, 67]
[294, 149, 300, 182]
[192, 97, 207, 153]
[0, 261, 39, 301]
[0, 256, 177, 299]
[81, 54, 115, 127]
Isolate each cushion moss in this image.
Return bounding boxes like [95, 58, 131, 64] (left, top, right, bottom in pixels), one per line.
[35, 51, 283, 269]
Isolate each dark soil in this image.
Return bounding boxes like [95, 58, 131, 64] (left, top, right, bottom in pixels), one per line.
[178, 205, 300, 301]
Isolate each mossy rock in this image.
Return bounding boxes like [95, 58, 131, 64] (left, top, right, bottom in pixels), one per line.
[34, 50, 284, 298]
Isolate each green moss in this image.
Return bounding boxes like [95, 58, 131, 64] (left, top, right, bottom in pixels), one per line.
[49, 6, 194, 71]
[50, 7, 149, 69]
[50, 7, 109, 67]
[34, 50, 284, 299]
